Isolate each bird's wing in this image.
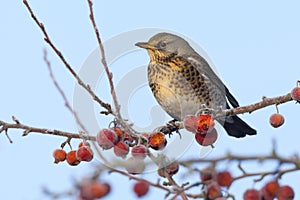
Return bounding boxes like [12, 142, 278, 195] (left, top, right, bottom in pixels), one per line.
[187, 54, 240, 108]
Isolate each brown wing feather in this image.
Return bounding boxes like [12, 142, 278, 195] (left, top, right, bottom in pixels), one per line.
[187, 54, 240, 108]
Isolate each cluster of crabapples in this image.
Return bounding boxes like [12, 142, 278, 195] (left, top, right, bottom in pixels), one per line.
[53, 141, 93, 166]
[53, 127, 167, 173]
[98, 127, 167, 174]
[199, 166, 294, 200]
[184, 114, 218, 146]
[243, 180, 294, 200]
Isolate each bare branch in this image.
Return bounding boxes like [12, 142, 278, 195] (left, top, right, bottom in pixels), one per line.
[22, 0, 112, 115]
[222, 93, 292, 116]
[0, 119, 95, 141]
[86, 0, 120, 115]
[43, 49, 89, 135]
[86, 0, 137, 136]
[160, 92, 293, 135]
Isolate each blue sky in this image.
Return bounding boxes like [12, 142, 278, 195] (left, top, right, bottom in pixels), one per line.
[1, 1, 300, 199]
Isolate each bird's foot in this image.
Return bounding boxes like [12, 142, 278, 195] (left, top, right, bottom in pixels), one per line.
[159, 119, 182, 139]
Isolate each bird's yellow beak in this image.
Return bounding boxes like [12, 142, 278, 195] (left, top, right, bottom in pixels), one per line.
[135, 42, 155, 50]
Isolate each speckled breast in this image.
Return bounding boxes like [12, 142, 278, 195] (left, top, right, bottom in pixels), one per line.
[148, 56, 225, 121]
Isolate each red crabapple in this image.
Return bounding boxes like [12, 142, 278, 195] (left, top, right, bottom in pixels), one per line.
[291, 86, 300, 102]
[114, 141, 130, 158]
[133, 181, 150, 197]
[96, 128, 118, 150]
[195, 114, 215, 134]
[269, 113, 285, 128]
[195, 128, 218, 146]
[276, 185, 294, 200]
[131, 145, 148, 159]
[183, 115, 197, 132]
[207, 182, 222, 199]
[76, 146, 93, 162]
[148, 132, 167, 150]
[66, 150, 80, 166]
[53, 149, 66, 164]
[243, 189, 260, 200]
[216, 171, 233, 187]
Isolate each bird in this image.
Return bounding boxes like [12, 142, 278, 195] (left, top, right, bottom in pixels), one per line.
[135, 32, 256, 138]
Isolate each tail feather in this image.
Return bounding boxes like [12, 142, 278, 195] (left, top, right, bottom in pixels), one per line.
[223, 115, 256, 138]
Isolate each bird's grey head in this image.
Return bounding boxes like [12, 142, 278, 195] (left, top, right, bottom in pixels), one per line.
[135, 32, 196, 60]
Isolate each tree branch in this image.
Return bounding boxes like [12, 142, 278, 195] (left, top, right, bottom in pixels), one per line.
[43, 49, 88, 135]
[222, 93, 292, 116]
[86, 0, 137, 135]
[0, 118, 95, 141]
[160, 92, 294, 135]
[23, 0, 112, 115]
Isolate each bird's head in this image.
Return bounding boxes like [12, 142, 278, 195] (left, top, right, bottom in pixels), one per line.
[135, 32, 195, 61]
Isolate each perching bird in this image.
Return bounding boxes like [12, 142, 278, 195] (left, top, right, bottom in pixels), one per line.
[135, 32, 256, 138]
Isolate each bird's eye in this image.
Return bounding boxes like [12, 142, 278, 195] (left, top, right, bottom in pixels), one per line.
[158, 41, 167, 49]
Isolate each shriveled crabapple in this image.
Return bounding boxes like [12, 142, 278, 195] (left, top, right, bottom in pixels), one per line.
[113, 141, 130, 158]
[195, 114, 215, 134]
[131, 145, 148, 159]
[183, 115, 197, 132]
[148, 132, 167, 150]
[111, 126, 123, 139]
[66, 150, 80, 166]
[195, 128, 218, 146]
[76, 146, 93, 162]
[53, 149, 67, 164]
[96, 128, 118, 150]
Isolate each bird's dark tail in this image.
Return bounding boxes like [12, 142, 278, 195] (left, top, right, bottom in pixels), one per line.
[223, 115, 256, 138]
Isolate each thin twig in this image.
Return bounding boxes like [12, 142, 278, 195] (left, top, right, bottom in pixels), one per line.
[166, 174, 188, 200]
[180, 152, 300, 166]
[109, 167, 172, 193]
[0, 119, 95, 140]
[86, 0, 120, 116]
[23, 0, 112, 115]
[233, 167, 299, 183]
[43, 46, 109, 162]
[86, 0, 136, 135]
[43, 49, 88, 135]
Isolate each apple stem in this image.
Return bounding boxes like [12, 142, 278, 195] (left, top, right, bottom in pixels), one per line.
[275, 104, 280, 114]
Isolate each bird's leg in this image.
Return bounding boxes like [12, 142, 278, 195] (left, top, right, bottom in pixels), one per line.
[159, 119, 182, 138]
[195, 104, 214, 116]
